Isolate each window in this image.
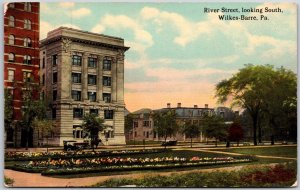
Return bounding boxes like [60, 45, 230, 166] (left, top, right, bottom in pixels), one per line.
[88, 75, 96, 85]
[143, 121, 150, 127]
[90, 109, 98, 115]
[52, 72, 57, 83]
[52, 108, 56, 119]
[8, 35, 14, 45]
[42, 57, 45, 68]
[88, 57, 97, 68]
[8, 16, 14, 27]
[146, 131, 149, 138]
[134, 131, 137, 137]
[103, 76, 111, 86]
[23, 71, 31, 82]
[72, 90, 81, 101]
[24, 2, 31, 11]
[23, 55, 31, 65]
[73, 126, 83, 139]
[52, 54, 57, 66]
[9, 3, 15, 8]
[8, 70, 14, 82]
[53, 90, 57, 101]
[73, 108, 83, 118]
[41, 91, 44, 100]
[103, 93, 111, 103]
[88, 92, 96, 102]
[24, 19, 31, 30]
[24, 38, 31, 47]
[42, 74, 45, 85]
[104, 110, 114, 119]
[103, 58, 112, 70]
[154, 131, 157, 138]
[72, 55, 82, 66]
[72, 73, 81, 83]
[8, 53, 15, 62]
[134, 122, 138, 128]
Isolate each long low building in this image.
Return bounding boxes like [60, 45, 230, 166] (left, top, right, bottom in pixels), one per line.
[126, 103, 236, 142]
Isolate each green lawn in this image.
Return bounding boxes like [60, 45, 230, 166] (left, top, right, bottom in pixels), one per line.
[211, 146, 297, 158]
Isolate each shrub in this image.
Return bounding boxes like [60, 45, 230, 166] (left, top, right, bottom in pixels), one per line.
[94, 162, 296, 187]
[4, 176, 14, 186]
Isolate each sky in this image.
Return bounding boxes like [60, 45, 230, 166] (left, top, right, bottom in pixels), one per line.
[40, 2, 297, 112]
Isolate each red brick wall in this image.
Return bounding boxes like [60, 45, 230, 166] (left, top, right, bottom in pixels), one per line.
[4, 2, 40, 120]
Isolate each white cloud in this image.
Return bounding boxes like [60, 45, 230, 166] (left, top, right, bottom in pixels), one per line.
[59, 2, 75, 8]
[141, 7, 211, 47]
[69, 8, 91, 18]
[92, 14, 153, 47]
[40, 21, 81, 40]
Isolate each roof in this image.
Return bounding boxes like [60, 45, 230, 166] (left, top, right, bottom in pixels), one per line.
[131, 108, 152, 115]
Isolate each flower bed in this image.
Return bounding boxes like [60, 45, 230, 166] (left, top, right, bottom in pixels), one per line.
[5, 149, 165, 161]
[10, 156, 255, 175]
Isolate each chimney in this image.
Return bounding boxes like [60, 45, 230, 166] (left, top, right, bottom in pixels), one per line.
[177, 103, 181, 108]
[194, 105, 198, 108]
[205, 104, 208, 108]
[167, 103, 171, 108]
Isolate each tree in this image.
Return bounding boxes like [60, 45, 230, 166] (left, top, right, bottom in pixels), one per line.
[182, 121, 200, 148]
[4, 88, 14, 146]
[203, 114, 228, 147]
[228, 121, 244, 146]
[32, 119, 54, 152]
[153, 109, 178, 149]
[82, 113, 105, 151]
[124, 113, 134, 138]
[20, 82, 48, 149]
[215, 64, 296, 146]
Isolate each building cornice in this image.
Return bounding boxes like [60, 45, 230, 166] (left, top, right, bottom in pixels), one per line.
[40, 36, 130, 52]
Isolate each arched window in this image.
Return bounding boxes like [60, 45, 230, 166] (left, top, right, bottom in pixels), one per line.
[23, 55, 31, 65]
[24, 2, 31, 12]
[8, 16, 14, 27]
[8, 35, 15, 45]
[24, 19, 31, 30]
[24, 38, 31, 47]
[8, 53, 15, 62]
[9, 3, 15, 8]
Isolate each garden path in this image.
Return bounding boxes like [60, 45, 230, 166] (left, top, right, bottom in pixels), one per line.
[5, 164, 262, 187]
[176, 148, 297, 161]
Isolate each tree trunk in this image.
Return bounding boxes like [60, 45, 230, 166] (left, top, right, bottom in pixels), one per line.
[190, 137, 193, 148]
[237, 140, 239, 147]
[215, 139, 218, 147]
[25, 127, 29, 150]
[258, 117, 262, 143]
[164, 136, 167, 150]
[252, 115, 258, 146]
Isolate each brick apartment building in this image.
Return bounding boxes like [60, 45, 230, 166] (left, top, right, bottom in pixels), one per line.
[4, 2, 40, 147]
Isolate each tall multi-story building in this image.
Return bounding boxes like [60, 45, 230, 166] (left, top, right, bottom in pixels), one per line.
[40, 27, 129, 146]
[4, 2, 40, 147]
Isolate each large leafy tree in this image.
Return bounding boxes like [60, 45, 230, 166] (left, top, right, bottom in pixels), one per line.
[21, 82, 48, 149]
[153, 109, 178, 149]
[82, 113, 105, 151]
[203, 114, 228, 147]
[124, 113, 134, 138]
[215, 64, 296, 145]
[181, 121, 200, 148]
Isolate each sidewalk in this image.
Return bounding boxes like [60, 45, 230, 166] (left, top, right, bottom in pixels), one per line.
[4, 163, 278, 187]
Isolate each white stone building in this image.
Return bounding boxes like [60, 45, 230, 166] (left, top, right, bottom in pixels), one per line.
[40, 27, 129, 146]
